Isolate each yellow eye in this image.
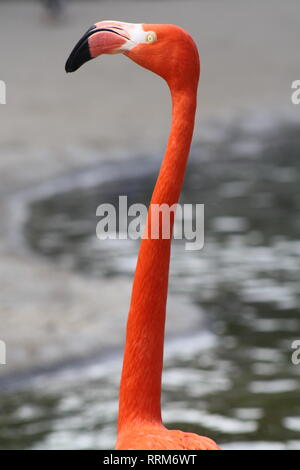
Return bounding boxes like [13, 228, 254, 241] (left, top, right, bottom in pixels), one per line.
[146, 31, 157, 44]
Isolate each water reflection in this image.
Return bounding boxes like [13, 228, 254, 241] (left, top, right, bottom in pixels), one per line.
[1, 120, 300, 449]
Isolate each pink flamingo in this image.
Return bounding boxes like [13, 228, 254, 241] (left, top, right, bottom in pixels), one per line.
[66, 20, 220, 451]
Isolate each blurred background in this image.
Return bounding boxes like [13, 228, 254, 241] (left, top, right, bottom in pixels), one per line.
[0, 0, 300, 450]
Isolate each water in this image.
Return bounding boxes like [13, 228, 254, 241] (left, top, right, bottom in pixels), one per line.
[1, 119, 300, 449]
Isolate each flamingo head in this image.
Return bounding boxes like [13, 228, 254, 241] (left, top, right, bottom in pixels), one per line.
[65, 21, 199, 88]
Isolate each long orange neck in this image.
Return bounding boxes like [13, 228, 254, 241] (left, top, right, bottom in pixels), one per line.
[118, 84, 198, 432]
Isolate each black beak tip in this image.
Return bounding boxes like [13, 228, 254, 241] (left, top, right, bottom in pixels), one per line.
[65, 58, 79, 73]
[65, 25, 96, 73]
[65, 43, 92, 73]
[65, 61, 74, 73]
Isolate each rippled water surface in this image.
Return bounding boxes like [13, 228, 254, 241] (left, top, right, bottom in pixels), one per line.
[1, 120, 300, 449]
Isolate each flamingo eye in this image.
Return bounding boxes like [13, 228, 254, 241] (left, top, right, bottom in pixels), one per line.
[146, 32, 157, 43]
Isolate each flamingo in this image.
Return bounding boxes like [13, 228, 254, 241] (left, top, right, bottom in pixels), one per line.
[66, 21, 220, 451]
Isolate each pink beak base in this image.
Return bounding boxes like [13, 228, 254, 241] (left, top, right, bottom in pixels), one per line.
[65, 25, 128, 73]
[88, 30, 127, 58]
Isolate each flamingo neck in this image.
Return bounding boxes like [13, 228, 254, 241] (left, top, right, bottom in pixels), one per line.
[117, 84, 198, 433]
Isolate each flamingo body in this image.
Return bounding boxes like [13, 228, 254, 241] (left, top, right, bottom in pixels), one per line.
[116, 424, 219, 450]
[66, 20, 220, 451]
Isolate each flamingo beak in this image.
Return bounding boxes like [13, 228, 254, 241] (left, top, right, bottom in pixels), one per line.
[65, 24, 129, 73]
